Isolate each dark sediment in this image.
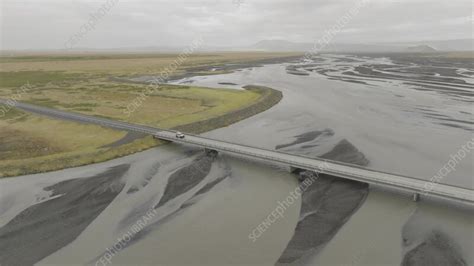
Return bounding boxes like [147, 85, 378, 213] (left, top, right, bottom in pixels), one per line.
[0, 164, 128, 266]
[126, 161, 161, 194]
[287, 70, 310, 76]
[179, 173, 229, 210]
[308, 53, 474, 102]
[286, 65, 310, 76]
[107, 154, 227, 254]
[154, 152, 215, 209]
[192, 174, 227, 197]
[402, 230, 467, 266]
[275, 129, 334, 150]
[218, 82, 238, 86]
[121, 55, 302, 84]
[320, 139, 369, 166]
[328, 77, 369, 85]
[420, 109, 474, 131]
[276, 138, 370, 265]
[276, 175, 369, 265]
[164, 154, 230, 210]
[173, 55, 302, 81]
[437, 122, 473, 131]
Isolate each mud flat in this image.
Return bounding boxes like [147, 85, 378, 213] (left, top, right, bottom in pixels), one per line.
[154, 153, 215, 208]
[102, 157, 301, 266]
[0, 164, 128, 266]
[275, 130, 334, 150]
[286, 65, 310, 76]
[157, 55, 473, 264]
[276, 138, 370, 265]
[128, 54, 303, 83]
[276, 174, 368, 265]
[310, 190, 417, 266]
[401, 202, 473, 266]
[402, 231, 466, 266]
[308, 181, 472, 266]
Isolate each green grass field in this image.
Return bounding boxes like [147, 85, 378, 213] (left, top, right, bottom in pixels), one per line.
[0, 52, 294, 177]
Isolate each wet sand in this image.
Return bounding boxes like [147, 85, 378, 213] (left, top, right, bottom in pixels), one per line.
[0, 164, 128, 266]
[129, 55, 302, 83]
[275, 130, 334, 150]
[401, 202, 473, 266]
[154, 153, 214, 208]
[310, 190, 417, 266]
[276, 175, 368, 265]
[182, 54, 472, 264]
[108, 157, 301, 265]
[276, 137, 370, 265]
[402, 230, 467, 266]
[27, 143, 300, 265]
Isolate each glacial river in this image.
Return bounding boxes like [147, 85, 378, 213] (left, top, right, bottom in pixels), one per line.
[0, 54, 472, 265]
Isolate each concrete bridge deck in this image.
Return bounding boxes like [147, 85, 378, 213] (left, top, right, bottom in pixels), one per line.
[6, 99, 473, 207]
[153, 131, 474, 207]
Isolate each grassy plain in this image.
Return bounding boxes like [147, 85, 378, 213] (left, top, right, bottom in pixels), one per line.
[0, 52, 299, 74]
[0, 108, 145, 177]
[437, 51, 474, 59]
[0, 52, 294, 177]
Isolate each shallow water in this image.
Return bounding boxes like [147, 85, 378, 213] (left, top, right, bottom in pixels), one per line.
[172, 54, 473, 188]
[310, 190, 417, 266]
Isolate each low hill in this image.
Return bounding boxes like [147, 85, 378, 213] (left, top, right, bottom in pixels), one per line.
[405, 45, 438, 53]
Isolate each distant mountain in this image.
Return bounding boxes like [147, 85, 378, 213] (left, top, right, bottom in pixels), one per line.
[405, 45, 437, 53]
[252, 40, 313, 51]
[391, 39, 473, 52]
[250, 39, 472, 53]
[5, 39, 470, 54]
[250, 40, 404, 52]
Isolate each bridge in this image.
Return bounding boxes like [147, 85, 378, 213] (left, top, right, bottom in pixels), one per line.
[154, 131, 474, 207]
[5, 99, 474, 207]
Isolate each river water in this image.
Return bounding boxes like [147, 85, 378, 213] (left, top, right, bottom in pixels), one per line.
[0, 54, 472, 265]
[175, 54, 473, 188]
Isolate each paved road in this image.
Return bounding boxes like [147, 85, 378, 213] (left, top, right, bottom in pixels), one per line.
[154, 131, 474, 207]
[4, 99, 473, 207]
[1, 100, 159, 134]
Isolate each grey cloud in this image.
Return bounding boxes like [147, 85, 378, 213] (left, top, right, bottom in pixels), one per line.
[1, 0, 472, 50]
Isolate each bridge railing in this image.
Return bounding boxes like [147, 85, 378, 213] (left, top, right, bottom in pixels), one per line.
[155, 131, 471, 191]
[154, 132, 474, 203]
[11, 100, 472, 204]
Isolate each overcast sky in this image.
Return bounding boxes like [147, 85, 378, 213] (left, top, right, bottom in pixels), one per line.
[0, 0, 472, 50]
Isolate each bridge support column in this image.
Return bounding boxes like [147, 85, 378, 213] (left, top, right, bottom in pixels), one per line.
[412, 193, 420, 202]
[290, 166, 310, 182]
[289, 166, 301, 174]
[205, 148, 218, 158]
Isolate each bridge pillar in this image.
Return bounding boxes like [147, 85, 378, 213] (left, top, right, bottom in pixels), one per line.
[289, 166, 301, 174]
[205, 148, 218, 158]
[290, 166, 310, 182]
[412, 193, 420, 202]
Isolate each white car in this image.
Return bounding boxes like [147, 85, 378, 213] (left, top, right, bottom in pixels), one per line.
[175, 131, 185, 139]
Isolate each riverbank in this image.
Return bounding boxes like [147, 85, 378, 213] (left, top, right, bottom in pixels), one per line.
[174, 85, 282, 133]
[0, 85, 282, 177]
